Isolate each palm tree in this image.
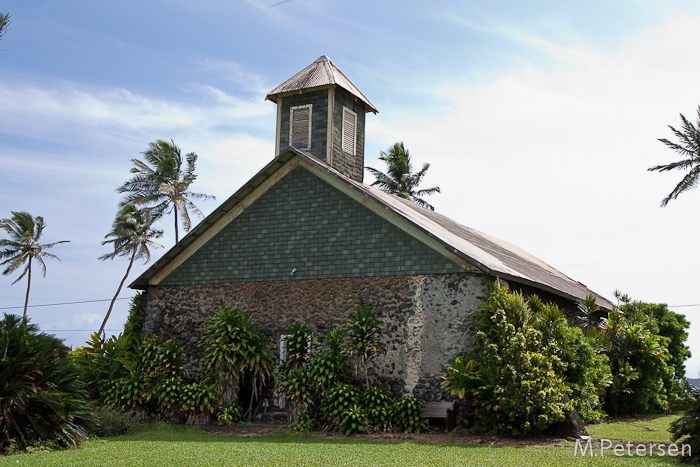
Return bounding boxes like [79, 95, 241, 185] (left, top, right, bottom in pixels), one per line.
[98, 205, 163, 336]
[118, 140, 215, 243]
[0, 212, 69, 319]
[365, 142, 441, 210]
[0, 11, 10, 42]
[649, 106, 700, 206]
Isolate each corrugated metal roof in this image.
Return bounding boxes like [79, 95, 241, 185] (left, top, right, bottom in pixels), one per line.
[130, 148, 612, 310]
[297, 151, 613, 309]
[266, 56, 378, 114]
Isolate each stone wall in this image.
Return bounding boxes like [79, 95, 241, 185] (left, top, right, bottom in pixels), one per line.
[142, 272, 487, 405]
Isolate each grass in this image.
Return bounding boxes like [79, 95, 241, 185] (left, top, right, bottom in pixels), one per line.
[0, 417, 685, 467]
[586, 415, 679, 443]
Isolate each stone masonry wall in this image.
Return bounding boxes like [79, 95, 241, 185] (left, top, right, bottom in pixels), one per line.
[142, 272, 487, 413]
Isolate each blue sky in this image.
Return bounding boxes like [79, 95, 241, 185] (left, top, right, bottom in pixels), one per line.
[1, 0, 700, 377]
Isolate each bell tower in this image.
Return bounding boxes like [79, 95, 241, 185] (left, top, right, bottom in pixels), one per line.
[266, 56, 377, 182]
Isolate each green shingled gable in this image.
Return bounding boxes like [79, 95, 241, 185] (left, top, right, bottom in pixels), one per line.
[159, 166, 464, 285]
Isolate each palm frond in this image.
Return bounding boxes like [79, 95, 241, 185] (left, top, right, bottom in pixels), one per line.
[651, 107, 700, 205]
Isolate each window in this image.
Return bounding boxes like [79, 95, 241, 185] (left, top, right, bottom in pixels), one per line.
[342, 107, 357, 155]
[290, 104, 312, 150]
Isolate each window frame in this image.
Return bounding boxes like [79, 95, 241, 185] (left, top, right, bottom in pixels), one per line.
[289, 104, 313, 150]
[341, 106, 357, 155]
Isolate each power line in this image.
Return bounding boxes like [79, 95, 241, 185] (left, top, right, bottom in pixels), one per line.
[0, 297, 130, 311]
[562, 247, 700, 269]
[668, 304, 700, 308]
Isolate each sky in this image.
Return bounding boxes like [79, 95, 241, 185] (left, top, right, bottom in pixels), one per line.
[1, 0, 699, 377]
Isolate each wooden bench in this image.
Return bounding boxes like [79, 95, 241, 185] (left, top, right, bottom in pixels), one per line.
[424, 401, 456, 432]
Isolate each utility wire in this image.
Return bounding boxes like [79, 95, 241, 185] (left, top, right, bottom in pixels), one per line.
[562, 247, 700, 268]
[0, 297, 130, 310]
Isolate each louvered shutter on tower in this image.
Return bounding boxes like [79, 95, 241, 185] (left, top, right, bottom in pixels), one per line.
[342, 107, 357, 155]
[290, 105, 312, 149]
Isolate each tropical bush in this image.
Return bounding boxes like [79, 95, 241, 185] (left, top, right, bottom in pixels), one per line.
[0, 314, 92, 452]
[199, 304, 274, 418]
[321, 384, 361, 428]
[291, 409, 318, 432]
[180, 382, 218, 425]
[670, 384, 700, 464]
[275, 323, 315, 419]
[443, 284, 587, 435]
[599, 300, 690, 415]
[89, 406, 143, 438]
[308, 329, 351, 396]
[346, 305, 385, 390]
[392, 396, 427, 434]
[362, 386, 393, 429]
[217, 402, 244, 426]
[443, 282, 692, 435]
[339, 404, 368, 435]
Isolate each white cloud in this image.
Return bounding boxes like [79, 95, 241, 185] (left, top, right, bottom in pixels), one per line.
[367, 13, 700, 375]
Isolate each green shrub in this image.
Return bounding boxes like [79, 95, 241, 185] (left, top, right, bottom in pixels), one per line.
[180, 383, 218, 425]
[443, 284, 574, 436]
[0, 314, 92, 452]
[322, 384, 361, 428]
[392, 396, 427, 433]
[670, 384, 700, 464]
[217, 402, 244, 426]
[123, 292, 144, 338]
[276, 323, 315, 419]
[89, 406, 142, 437]
[276, 365, 311, 418]
[600, 300, 690, 416]
[309, 329, 351, 395]
[362, 386, 393, 429]
[291, 409, 318, 432]
[72, 332, 133, 402]
[346, 305, 385, 390]
[339, 404, 367, 435]
[199, 304, 274, 417]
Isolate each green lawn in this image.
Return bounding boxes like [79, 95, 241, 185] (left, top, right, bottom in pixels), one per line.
[0, 417, 686, 467]
[586, 415, 679, 444]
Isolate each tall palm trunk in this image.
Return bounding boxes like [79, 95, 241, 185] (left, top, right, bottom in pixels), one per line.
[99, 249, 136, 336]
[173, 205, 179, 243]
[23, 260, 31, 320]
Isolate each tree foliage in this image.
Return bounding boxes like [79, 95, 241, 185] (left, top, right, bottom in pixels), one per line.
[599, 300, 690, 415]
[444, 283, 691, 433]
[649, 106, 700, 206]
[0, 11, 10, 42]
[0, 314, 91, 452]
[198, 304, 274, 418]
[98, 205, 163, 335]
[0, 212, 69, 318]
[670, 384, 700, 464]
[443, 284, 610, 435]
[346, 304, 385, 390]
[117, 140, 214, 243]
[365, 142, 441, 210]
